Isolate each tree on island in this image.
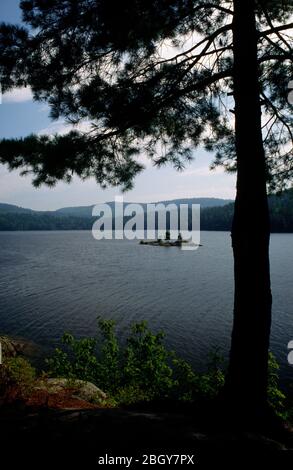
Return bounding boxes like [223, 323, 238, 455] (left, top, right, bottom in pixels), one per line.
[0, 0, 292, 423]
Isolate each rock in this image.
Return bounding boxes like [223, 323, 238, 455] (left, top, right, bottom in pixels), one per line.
[0, 335, 38, 359]
[0, 336, 18, 358]
[37, 378, 107, 404]
[73, 380, 107, 403]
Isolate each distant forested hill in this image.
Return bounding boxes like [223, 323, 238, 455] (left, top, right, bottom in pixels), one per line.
[0, 213, 93, 231]
[0, 203, 34, 214]
[55, 197, 233, 217]
[0, 192, 292, 232]
[200, 191, 293, 232]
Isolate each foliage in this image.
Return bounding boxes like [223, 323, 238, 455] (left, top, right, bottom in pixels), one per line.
[46, 319, 289, 413]
[0, 357, 36, 398]
[0, 1, 292, 190]
[0, 322, 287, 416]
[1, 190, 293, 232]
[111, 385, 151, 407]
[171, 350, 225, 402]
[123, 321, 174, 397]
[267, 352, 287, 418]
[95, 318, 121, 392]
[46, 319, 225, 405]
[0, 213, 94, 231]
[46, 333, 99, 383]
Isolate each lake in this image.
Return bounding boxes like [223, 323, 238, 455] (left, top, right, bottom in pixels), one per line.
[0, 230, 293, 382]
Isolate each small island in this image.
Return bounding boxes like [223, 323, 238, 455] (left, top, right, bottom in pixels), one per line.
[139, 231, 202, 247]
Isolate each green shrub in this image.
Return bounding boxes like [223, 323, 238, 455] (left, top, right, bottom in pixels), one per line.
[46, 332, 99, 383]
[46, 319, 121, 392]
[95, 318, 121, 392]
[267, 352, 287, 418]
[45, 319, 288, 412]
[113, 385, 151, 406]
[123, 321, 173, 398]
[46, 318, 227, 404]
[0, 357, 36, 398]
[170, 350, 225, 402]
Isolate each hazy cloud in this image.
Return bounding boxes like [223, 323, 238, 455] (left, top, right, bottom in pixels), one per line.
[2, 87, 33, 103]
[38, 120, 92, 136]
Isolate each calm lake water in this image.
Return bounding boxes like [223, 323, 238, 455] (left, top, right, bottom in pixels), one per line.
[0, 230, 293, 381]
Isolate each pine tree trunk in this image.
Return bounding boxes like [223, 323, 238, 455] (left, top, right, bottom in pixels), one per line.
[226, 0, 272, 416]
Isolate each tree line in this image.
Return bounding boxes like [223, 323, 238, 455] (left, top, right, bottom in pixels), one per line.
[1, 191, 292, 232]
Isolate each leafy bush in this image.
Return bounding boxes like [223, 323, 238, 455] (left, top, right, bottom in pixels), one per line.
[46, 319, 226, 404]
[46, 333, 99, 383]
[0, 323, 288, 414]
[112, 385, 151, 406]
[46, 319, 120, 393]
[171, 350, 225, 402]
[268, 352, 287, 418]
[123, 321, 174, 397]
[46, 319, 288, 412]
[0, 357, 36, 399]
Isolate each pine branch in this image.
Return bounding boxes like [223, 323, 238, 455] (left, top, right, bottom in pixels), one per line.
[91, 70, 233, 141]
[259, 22, 293, 38]
[261, 7, 292, 51]
[127, 24, 232, 82]
[261, 92, 293, 145]
[193, 2, 234, 15]
[259, 52, 293, 63]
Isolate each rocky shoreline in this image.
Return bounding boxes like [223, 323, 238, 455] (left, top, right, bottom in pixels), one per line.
[0, 334, 38, 359]
[1, 334, 292, 464]
[0, 334, 109, 410]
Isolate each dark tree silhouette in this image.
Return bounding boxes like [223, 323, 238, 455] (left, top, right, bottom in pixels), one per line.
[0, 0, 292, 418]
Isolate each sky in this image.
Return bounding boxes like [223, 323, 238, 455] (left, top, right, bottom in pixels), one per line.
[0, 0, 236, 211]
